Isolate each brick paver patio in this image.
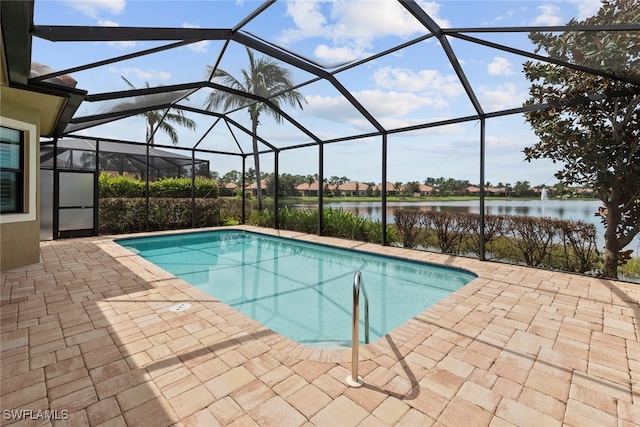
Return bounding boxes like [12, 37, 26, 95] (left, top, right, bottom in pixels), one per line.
[1, 226, 638, 426]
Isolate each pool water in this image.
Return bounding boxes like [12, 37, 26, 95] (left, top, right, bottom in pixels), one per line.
[117, 230, 476, 347]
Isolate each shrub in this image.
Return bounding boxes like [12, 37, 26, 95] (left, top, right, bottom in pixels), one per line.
[149, 177, 194, 198]
[506, 216, 557, 267]
[424, 211, 468, 255]
[393, 208, 424, 248]
[98, 173, 145, 198]
[391, 208, 601, 274]
[554, 219, 599, 273]
[98, 173, 219, 199]
[99, 197, 245, 234]
[251, 207, 397, 244]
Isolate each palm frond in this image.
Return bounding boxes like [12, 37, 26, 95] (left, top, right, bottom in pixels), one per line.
[159, 121, 179, 144]
[119, 77, 195, 145]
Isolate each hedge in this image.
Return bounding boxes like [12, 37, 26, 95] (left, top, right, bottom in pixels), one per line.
[99, 197, 245, 234]
[98, 173, 219, 199]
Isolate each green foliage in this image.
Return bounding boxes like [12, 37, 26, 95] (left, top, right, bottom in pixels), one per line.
[99, 197, 245, 234]
[98, 173, 219, 199]
[619, 257, 640, 281]
[99, 173, 146, 198]
[148, 177, 194, 198]
[250, 207, 397, 244]
[523, 0, 640, 278]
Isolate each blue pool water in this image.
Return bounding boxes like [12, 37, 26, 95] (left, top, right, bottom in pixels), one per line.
[117, 230, 476, 347]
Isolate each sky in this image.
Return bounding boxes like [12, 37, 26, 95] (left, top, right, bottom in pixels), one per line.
[31, 0, 607, 186]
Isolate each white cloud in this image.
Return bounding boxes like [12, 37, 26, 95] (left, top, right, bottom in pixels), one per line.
[304, 94, 363, 123]
[62, 0, 125, 18]
[279, 0, 450, 64]
[478, 83, 527, 111]
[372, 67, 464, 98]
[314, 45, 366, 66]
[304, 88, 451, 131]
[486, 135, 531, 149]
[487, 57, 514, 76]
[114, 67, 171, 83]
[98, 19, 118, 27]
[567, 0, 601, 20]
[357, 89, 448, 115]
[531, 5, 563, 26]
[494, 9, 516, 22]
[182, 23, 210, 53]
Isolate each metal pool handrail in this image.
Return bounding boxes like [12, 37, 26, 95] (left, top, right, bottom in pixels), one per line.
[346, 269, 369, 388]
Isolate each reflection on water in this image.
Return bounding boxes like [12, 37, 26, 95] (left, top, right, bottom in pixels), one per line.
[318, 199, 603, 221]
[289, 199, 640, 250]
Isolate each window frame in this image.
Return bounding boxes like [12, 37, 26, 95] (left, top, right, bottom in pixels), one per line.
[0, 118, 37, 224]
[0, 126, 25, 214]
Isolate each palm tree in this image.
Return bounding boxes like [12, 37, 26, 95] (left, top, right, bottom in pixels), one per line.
[121, 76, 196, 146]
[204, 47, 306, 210]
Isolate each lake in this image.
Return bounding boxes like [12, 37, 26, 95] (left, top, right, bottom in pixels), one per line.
[288, 199, 640, 251]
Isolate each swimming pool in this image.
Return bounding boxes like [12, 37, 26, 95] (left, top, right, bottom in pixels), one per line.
[117, 230, 476, 347]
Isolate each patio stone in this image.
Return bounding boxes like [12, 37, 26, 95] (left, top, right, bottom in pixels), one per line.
[0, 227, 638, 426]
[310, 395, 368, 427]
[495, 398, 561, 427]
[249, 396, 306, 427]
[283, 383, 331, 418]
[205, 366, 256, 399]
[230, 379, 276, 412]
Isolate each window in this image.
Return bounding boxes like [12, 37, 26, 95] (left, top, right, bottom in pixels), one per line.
[0, 126, 24, 213]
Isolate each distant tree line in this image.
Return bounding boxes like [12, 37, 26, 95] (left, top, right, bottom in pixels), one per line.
[209, 169, 594, 198]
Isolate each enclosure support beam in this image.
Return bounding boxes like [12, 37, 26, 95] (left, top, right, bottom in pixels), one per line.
[95, 139, 100, 236]
[145, 143, 150, 232]
[319, 142, 324, 236]
[53, 138, 59, 239]
[274, 151, 279, 230]
[241, 156, 246, 224]
[382, 134, 388, 246]
[479, 117, 486, 261]
[191, 150, 196, 228]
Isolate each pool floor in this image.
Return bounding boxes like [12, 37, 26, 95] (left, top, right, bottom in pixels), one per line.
[117, 231, 475, 346]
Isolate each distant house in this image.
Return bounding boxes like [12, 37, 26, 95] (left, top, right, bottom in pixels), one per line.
[486, 186, 507, 196]
[295, 180, 322, 197]
[337, 181, 370, 196]
[219, 182, 237, 196]
[466, 186, 481, 195]
[465, 186, 507, 196]
[244, 179, 269, 197]
[417, 184, 433, 196]
[574, 187, 597, 197]
[376, 182, 398, 195]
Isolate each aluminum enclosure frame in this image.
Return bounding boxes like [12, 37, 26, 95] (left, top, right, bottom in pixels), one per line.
[4, 0, 639, 252]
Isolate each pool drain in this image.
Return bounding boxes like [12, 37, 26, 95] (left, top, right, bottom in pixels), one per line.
[169, 303, 192, 312]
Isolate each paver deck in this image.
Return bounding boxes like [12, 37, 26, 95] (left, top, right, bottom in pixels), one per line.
[1, 225, 639, 426]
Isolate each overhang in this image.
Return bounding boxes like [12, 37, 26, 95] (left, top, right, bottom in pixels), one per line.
[1, 0, 85, 137]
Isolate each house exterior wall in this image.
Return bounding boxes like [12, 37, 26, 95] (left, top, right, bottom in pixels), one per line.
[1, 102, 41, 271]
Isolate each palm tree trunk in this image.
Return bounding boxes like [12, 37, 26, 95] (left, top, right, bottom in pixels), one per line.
[252, 115, 263, 211]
